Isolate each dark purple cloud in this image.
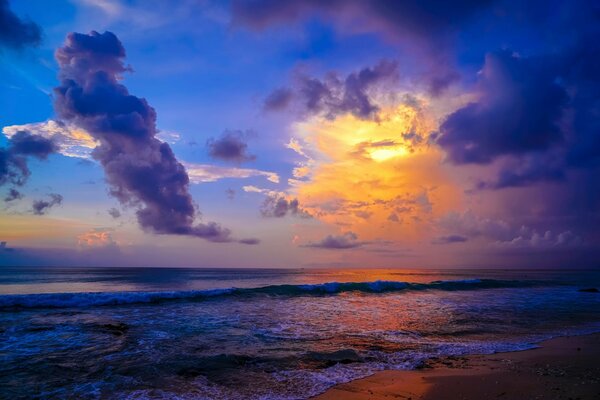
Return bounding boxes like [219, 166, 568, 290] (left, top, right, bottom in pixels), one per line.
[266, 60, 397, 120]
[432, 235, 468, 245]
[263, 87, 293, 111]
[233, 1, 493, 94]
[53, 31, 237, 243]
[231, 0, 491, 47]
[0, 0, 41, 49]
[0, 131, 57, 189]
[32, 193, 62, 215]
[207, 130, 256, 163]
[474, 153, 566, 190]
[303, 232, 364, 249]
[4, 188, 22, 202]
[107, 207, 121, 218]
[9, 131, 58, 159]
[438, 50, 568, 165]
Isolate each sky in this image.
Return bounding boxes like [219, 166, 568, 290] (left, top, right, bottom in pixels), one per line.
[0, 0, 599, 268]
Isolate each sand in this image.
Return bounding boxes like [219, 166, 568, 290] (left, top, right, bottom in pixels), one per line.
[313, 333, 600, 400]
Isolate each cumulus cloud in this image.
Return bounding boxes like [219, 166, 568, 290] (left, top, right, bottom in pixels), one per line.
[32, 193, 63, 215]
[302, 232, 364, 249]
[0, 0, 42, 49]
[265, 60, 398, 120]
[207, 130, 256, 163]
[53, 31, 233, 242]
[438, 50, 568, 165]
[107, 207, 121, 218]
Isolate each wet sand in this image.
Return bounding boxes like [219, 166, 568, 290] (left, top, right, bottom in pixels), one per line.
[314, 333, 600, 400]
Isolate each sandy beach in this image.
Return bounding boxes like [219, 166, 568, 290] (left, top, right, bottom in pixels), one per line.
[314, 333, 600, 400]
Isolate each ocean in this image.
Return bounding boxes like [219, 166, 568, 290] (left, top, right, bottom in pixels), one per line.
[1, 267, 599, 399]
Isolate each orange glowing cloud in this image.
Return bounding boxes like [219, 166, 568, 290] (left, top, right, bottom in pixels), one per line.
[287, 99, 464, 245]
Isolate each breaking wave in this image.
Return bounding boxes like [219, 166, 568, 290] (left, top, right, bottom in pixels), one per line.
[0, 279, 546, 310]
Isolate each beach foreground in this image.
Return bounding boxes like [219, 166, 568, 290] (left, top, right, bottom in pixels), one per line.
[314, 333, 600, 400]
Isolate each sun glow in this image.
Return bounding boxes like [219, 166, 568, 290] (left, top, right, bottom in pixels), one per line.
[368, 146, 408, 161]
[288, 102, 463, 243]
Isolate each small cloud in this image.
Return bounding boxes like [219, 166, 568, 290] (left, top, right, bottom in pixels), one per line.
[32, 193, 63, 215]
[387, 213, 400, 223]
[185, 163, 279, 183]
[108, 207, 121, 218]
[4, 188, 23, 202]
[260, 195, 310, 218]
[225, 188, 236, 200]
[432, 235, 468, 244]
[264, 87, 293, 111]
[303, 232, 365, 249]
[206, 130, 256, 163]
[238, 238, 260, 245]
[77, 228, 117, 249]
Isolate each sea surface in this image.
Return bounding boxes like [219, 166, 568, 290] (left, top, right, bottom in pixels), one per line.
[1, 267, 599, 399]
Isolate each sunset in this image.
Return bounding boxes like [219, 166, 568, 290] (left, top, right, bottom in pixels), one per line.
[1, 0, 599, 399]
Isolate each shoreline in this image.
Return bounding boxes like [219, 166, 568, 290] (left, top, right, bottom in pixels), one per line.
[313, 333, 600, 400]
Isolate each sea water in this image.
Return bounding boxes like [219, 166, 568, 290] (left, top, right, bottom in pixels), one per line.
[1, 267, 599, 399]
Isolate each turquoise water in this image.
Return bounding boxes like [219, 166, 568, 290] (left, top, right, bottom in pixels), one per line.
[1, 268, 599, 399]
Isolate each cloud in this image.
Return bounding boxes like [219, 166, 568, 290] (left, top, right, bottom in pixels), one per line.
[232, 0, 491, 93]
[0, 131, 57, 189]
[4, 188, 22, 202]
[231, 0, 490, 46]
[77, 227, 117, 249]
[283, 103, 456, 246]
[107, 207, 121, 218]
[238, 238, 260, 245]
[53, 31, 232, 242]
[438, 210, 585, 249]
[263, 87, 293, 111]
[32, 193, 63, 215]
[267, 60, 398, 120]
[260, 195, 310, 218]
[0, 0, 42, 49]
[474, 152, 566, 190]
[185, 163, 279, 183]
[9, 130, 58, 159]
[207, 130, 256, 163]
[302, 232, 364, 249]
[432, 234, 468, 245]
[438, 50, 568, 165]
[494, 230, 584, 249]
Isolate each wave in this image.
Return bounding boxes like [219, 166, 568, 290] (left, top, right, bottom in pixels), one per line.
[0, 278, 546, 310]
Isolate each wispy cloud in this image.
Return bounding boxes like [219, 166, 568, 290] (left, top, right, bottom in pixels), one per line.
[185, 163, 279, 184]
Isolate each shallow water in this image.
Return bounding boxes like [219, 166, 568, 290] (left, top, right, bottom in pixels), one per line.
[1, 268, 599, 399]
